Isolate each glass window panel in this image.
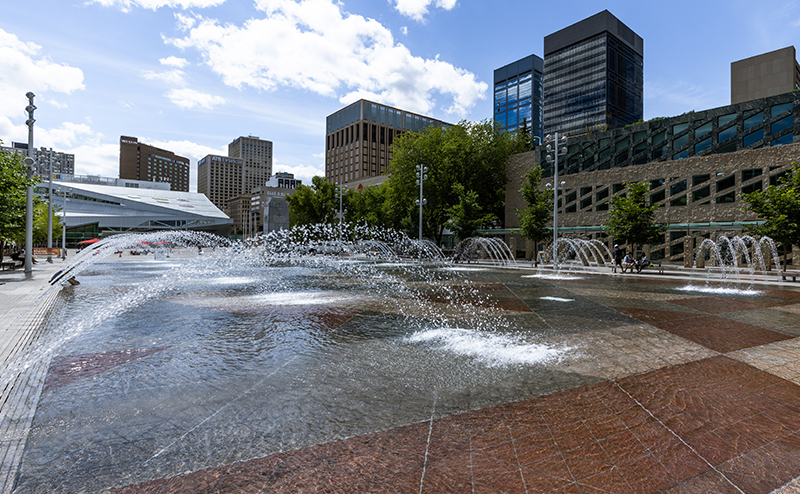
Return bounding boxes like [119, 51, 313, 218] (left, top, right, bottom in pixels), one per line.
[652, 145, 668, 159]
[693, 174, 710, 186]
[742, 181, 762, 194]
[695, 122, 712, 139]
[719, 125, 737, 143]
[566, 191, 577, 203]
[581, 186, 592, 196]
[633, 130, 646, 142]
[495, 88, 506, 107]
[693, 185, 711, 202]
[718, 113, 736, 127]
[650, 179, 665, 190]
[519, 104, 532, 124]
[596, 188, 609, 201]
[671, 243, 685, 256]
[716, 174, 735, 192]
[650, 190, 665, 205]
[771, 102, 792, 116]
[652, 130, 667, 145]
[507, 108, 518, 127]
[673, 149, 689, 160]
[716, 191, 735, 204]
[566, 204, 577, 213]
[672, 122, 689, 134]
[519, 80, 532, 99]
[580, 197, 592, 209]
[674, 134, 689, 149]
[772, 132, 794, 146]
[695, 137, 712, 154]
[495, 113, 506, 128]
[507, 84, 518, 104]
[615, 140, 629, 152]
[613, 183, 625, 193]
[670, 179, 687, 195]
[744, 111, 764, 130]
[719, 141, 737, 153]
[742, 168, 762, 181]
[771, 115, 793, 134]
[596, 202, 609, 211]
[743, 129, 764, 147]
[670, 195, 687, 206]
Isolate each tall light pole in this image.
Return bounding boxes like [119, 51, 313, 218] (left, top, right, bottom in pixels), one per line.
[43, 148, 54, 262]
[415, 164, 428, 255]
[336, 182, 346, 243]
[59, 187, 71, 258]
[545, 132, 567, 272]
[24, 92, 36, 275]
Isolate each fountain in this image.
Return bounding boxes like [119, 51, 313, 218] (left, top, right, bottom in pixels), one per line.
[532, 237, 613, 278]
[2, 225, 576, 493]
[691, 235, 783, 287]
[452, 237, 517, 265]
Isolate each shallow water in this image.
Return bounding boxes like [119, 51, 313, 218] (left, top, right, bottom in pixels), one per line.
[13, 255, 591, 493]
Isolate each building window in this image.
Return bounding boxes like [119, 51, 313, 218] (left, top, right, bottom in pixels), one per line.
[694, 138, 712, 154]
[670, 195, 687, 206]
[670, 179, 687, 195]
[693, 185, 711, 202]
[742, 181, 762, 195]
[650, 189, 665, 205]
[744, 111, 764, 130]
[694, 122, 712, 140]
[772, 132, 794, 146]
[771, 102, 793, 116]
[716, 174, 735, 192]
[718, 113, 736, 127]
[743, 129, 764, 147]
[742, 168, 762, 181]
[771, 115, 793, 135]
[716, 191, 735, 204]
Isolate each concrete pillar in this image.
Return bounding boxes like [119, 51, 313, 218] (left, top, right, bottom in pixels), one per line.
[509, 236, 517, 260]
[525, 239, 534, 261]
[683, 236, 693, 268]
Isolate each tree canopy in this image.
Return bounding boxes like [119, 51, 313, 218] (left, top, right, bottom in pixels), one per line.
[386, 119, 526, 244]
[444, 183, 497, 243]
[603, 182, 665, 250]
[0, 149, 38, 260]
[286, 176, 344, 226]
[517, 164, 552, 258]
[741, 161, 800, 270]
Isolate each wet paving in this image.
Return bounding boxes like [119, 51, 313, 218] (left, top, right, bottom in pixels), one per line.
[9, 261, 800, 493]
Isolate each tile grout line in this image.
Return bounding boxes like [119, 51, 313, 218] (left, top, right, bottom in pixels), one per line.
[501, 407, 528, 494]
[611, 379, 746, 493]
[417, 394, 436, 494]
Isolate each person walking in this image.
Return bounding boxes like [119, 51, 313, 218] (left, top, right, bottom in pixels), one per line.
[613, 244, 623, 273]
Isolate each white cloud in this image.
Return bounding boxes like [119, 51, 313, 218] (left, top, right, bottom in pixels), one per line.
[401, 26, 408, 36]
[0, 29, 85, 120]
[391, 0, 457, 22]
[273, 162, 323, 184]
[166, 0, 485, 117]
[159, 56, 189, 68]
[143, 69, 187, 86]
[165, 88, 226, 109]
[87, 0, 225, 13]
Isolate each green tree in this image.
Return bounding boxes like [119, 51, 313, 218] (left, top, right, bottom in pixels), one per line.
[286, 176, 345, 226]
[387, 120, 526, 245]
[445, 183, 497, 243]
[517, 164, 552, 266]
[741, 162, 800, 271]
[31, 201, 63, 245]
[346, 183, 391, 228]
[0, 149, 37, 262]
[604, 182, 665, 253]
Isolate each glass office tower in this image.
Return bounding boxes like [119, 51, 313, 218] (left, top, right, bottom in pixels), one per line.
[494, 55, 544, 141]
[543, 10, 643, 137]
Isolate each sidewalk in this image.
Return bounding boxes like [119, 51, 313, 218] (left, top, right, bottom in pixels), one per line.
[0, 255, 66, 494]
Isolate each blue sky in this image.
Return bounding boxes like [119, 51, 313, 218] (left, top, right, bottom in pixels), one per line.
[1, 0, 798, 191]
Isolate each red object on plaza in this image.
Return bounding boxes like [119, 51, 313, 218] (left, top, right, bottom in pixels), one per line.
[77, 238, 101, 244]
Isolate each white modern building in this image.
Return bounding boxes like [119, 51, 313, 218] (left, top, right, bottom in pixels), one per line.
[42, 180, 232, 245]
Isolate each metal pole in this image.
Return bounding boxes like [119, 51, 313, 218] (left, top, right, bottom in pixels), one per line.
[24, 92, 35, 275]
[418, 175, 423, 245]
[47, 148, 53, 262]
[553, 132, 559, 273]
[338, 183, 343, 243]
[61, 188, 66, 258]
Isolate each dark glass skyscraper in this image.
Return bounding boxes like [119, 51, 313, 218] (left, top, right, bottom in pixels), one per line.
[543, 10, 643, 137]
[493, 55, 544, 141]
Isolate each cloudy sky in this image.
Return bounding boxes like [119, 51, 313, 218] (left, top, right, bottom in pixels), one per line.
[2, 0, 799, 191]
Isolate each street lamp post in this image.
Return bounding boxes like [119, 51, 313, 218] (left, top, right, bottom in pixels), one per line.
[24, 92, 36, 275]
[545, 132, 568, 272]
[44, 148, 54, 263]
[415, 164, 428, 257]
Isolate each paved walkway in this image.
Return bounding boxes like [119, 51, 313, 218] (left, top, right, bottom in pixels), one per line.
[5, 258, 800, 493]
[0, 256, 66, 494]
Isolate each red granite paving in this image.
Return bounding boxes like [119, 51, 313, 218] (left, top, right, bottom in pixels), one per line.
[615, 307, 793, 353]
[669, 296, 795, 314]
[112, 356, 800, 493]
[44, 346, 170, 391]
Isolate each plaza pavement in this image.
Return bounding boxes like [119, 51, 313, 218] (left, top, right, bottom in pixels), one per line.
[4, 256, 800, 493]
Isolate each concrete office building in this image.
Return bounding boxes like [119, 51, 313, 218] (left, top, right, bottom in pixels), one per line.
[229, 172, 301, 236]
[119, 136, 190, 192]
[228, 136, 273, 180]
[543, 10, 643, 137]
[494, 55, 544, 141]
[325, 99, 449, 184]
[1, 142, 75, 177]
[731, 46, 800, 105]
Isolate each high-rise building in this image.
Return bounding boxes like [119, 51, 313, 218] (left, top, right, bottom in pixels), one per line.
[197, 136, 274, 213]
[494, 55, 544, 141]
[325, 99, 449, 183]
[119, 136, 190, 191]
[228, 135, 273, 179]
[731, 46, 800, 104]
[1, 142, 75, 178]
[543, 10, 643, 137]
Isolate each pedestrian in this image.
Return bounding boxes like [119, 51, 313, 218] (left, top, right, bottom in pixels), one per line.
[613, 244, 623, 273]
[622, 253, 635, 273]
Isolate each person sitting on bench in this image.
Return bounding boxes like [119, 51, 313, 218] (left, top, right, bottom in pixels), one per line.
[636, 254, 650, 273]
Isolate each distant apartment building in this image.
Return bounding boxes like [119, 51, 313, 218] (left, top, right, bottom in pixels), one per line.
[229, 172, 301, 236]
[119, 136, 190, 191]
[197, 136, 274, 213]
[543, 10, 643, 137]
[494, 55, 544, 141]
[325, 99, 449, 184]
[1, 142, 75, 178]
[731, 46, 800, 104]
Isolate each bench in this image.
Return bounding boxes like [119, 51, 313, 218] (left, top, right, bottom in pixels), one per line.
[1, 259, 22, 271]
